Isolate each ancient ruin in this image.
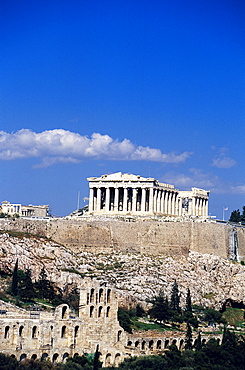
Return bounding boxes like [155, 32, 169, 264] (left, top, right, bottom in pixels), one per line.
[0, 282, 221, 367]
[87, 172, 209, 218]
[1, 201, 49, 218]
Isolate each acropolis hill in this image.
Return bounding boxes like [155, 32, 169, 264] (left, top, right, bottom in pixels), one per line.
[0, 172, 244, 261]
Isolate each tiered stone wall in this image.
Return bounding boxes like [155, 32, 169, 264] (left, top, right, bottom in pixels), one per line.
[0, 219, 244, 260]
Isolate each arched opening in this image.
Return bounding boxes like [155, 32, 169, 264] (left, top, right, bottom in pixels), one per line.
[107, 289, 111, 303]
[141, 341, 146, 350]
[164, 340, 169, 349]
[117, 330, 122, 341]
[74, 326, 79, 338]
[90, 288, 95, 303]
[32, 326, 37, 338]
[62, 353, 69, 362]
[98, 306, 103, 318]
[19, 325, 24, 337]
[99, 288, 104, 303]
[90, 306, 94, 318]
[105, 353, 112, 367]
[172, 339, 177, 346]
[52, 353, 59, 363]
[20, 354, 27, 362]
[61, 326, 67, 338]
[41, 353, 48, 362]
[149, 340, 154, 350]
[127, 340, 132, 346]
[156, 340, 162, 349]
[62, 306, 68, 319]
[202, 339, 206, 346]
[115, 353, 121, 367]
[135, 341, 139, 348]
[106, 306, 110, 318]
[4, 326, 10, 339]
[31, 354, 37, 360]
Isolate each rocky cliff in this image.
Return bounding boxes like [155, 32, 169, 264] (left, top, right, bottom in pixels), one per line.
[0, 232, 244, 310]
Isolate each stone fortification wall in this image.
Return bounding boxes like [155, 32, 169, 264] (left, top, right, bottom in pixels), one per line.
[0, 218, 244, 260]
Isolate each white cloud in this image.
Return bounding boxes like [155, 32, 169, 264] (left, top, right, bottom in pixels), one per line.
[163, 168, 218, 190]
[0, 129, 192, 167]
[212, 156, 236, 168]
[162, 168, 245, 195]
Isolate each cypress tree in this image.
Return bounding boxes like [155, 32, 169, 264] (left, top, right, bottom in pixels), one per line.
[11, 259, 19, 296]
[185, 322, 193, 350]
[170, 280, 181, 313]
[185, 288, 192, 313]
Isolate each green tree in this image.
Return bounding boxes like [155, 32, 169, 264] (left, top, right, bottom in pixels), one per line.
[11, 259, 19, 296]
[19, 268, 35, 301]
[118, 308, 132, 333]
[170, 280, 181, 313]
[149, 293, 171, 322]
[203, 308, 226, 325]
[194, 331, 202, 351]
[37, 267, 55, 301]
[185, 288, 192, 313]
[229, 209, 241, 222]
[185, 322, 192, 350]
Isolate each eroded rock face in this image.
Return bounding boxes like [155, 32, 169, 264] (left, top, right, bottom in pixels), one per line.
[0, 233, 245, 310]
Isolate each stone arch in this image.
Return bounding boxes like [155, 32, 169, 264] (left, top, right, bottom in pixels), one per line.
[127, 340, 132, 346]
[90, 306, 94, 318]
[135, 340, 139, 348]
[74, 326, 79, 338]
[106, 306, 110, 317]
[63, 353, 69, 362]
[156, 340, 162, 349]
[19, 325, 24, 337]
[98, 306, 103, 318]
[41, 353, 48, 362]
[31, 354, 37, 360]
[62, 305, 68, 319]
[107, 289, 111, 303]
[149, 340, 154, 350]
[90, 288, 95, 303]
[172, 339, 177, 346]
[105, 353, 112, 367]
[117, 330, 122, 341]
[4, 326, 10, 339]
[164, 339, 169, 349]
[141, 341, 146, 350]
[115, 353, 121, 367]
[20, 354, 27, 362]
[61, 326, 67, 338]
[32, 326, 37, 338]
[52, 353, 59, 363]
[179, 339, 185, 350]
[99, 288, 104, 303]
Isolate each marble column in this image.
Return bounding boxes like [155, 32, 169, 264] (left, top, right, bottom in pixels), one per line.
[123, 188, 128, 212]
[132, 188, 137, 212]
[89, 188, 94, 212]
[141, 188, 146, 212]
[157, 190, 161, 213]
[97, 188, 101, 211]
[114, 188, 119, 212]
[149, 188, 154, 213]
[105, 188, 110, 212]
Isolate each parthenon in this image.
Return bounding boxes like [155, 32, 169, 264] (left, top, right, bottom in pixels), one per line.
[87, 172, 209, 218]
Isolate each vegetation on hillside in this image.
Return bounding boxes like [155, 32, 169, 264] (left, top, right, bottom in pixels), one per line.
[229, 206, 245, 223]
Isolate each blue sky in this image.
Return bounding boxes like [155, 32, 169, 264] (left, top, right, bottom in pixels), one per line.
[1, 0, 244, 218]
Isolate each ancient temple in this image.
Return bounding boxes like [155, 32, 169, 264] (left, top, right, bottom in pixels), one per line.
[87, 172, 209, 218]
